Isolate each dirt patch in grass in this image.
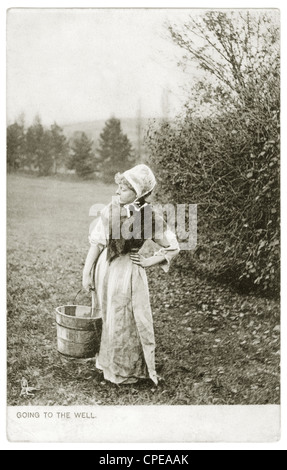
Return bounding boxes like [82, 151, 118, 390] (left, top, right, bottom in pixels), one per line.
[7, 174, 280, 406]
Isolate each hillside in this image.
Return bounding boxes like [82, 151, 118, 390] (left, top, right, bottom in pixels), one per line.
[62, 117, 160, 155]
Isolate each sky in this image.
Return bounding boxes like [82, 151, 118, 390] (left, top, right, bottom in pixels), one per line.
[7, 8, 198, 126]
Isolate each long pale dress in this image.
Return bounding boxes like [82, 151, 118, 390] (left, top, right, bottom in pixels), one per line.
[89, 205, 180, 385]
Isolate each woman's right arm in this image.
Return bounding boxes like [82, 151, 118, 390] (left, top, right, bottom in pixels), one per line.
[82, 245, 101, 291]
[83, 206, 109, 291]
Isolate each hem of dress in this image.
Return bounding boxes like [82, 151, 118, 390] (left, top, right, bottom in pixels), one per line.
[96, 358, 153, 385]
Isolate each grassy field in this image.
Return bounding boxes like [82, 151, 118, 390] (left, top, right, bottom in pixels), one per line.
[7, 174, 280, 406]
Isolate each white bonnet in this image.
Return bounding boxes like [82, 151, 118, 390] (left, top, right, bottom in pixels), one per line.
[115, 164, 156, 200]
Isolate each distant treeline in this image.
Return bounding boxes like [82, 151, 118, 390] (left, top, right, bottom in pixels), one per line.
[7, 116, 136, 182]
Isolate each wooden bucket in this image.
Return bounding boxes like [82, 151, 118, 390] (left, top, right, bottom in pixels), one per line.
[55, 292, 102, 359]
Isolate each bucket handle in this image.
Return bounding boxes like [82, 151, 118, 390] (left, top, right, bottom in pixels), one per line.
[72, 287, 94, 304]
[72, 261, 97, 309]
[71, 288, 97, 316]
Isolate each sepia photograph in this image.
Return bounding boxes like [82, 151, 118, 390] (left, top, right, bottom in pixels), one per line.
[6, 6, 281, 443]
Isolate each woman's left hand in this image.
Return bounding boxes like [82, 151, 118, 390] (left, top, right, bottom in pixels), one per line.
[130, 253, 149, 268]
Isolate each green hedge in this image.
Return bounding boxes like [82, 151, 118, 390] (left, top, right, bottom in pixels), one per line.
[146, 97, 280, 296]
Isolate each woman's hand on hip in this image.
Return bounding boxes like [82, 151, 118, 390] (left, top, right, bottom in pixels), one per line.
[130, 253, 150, 268]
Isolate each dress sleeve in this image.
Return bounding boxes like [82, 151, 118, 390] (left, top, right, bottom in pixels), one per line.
[88, 209, 108, 252]
[153, 228, 180, 273]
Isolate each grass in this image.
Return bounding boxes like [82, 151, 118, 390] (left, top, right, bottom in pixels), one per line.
[7, 174, 280, 406]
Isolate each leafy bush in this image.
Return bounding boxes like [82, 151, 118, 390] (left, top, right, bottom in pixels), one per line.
[146, 11, 280, 295]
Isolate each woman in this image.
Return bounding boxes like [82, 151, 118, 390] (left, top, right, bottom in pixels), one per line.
[82, 164, 180, 385]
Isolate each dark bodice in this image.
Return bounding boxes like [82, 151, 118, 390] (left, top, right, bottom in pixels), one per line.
[105, 202, 165, 262]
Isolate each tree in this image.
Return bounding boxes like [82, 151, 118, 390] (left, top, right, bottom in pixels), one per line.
[25, 115, 54, 175]
[98, 117, 134, 183]
[7, 121, 26, 172]
[70, 132, 95, 178]
[50, 122, 68, 174]
[26, 115, 44, 171]
[168, 11, 279, 111]
[37, 129, 54, 176]
[136, 100, 143, 160]
[147, 11, 280, 295]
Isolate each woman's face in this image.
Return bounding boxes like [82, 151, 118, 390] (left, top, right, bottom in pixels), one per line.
[116, 184, 136, 205]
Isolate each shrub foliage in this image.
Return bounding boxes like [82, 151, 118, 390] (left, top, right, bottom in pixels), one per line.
[146, 11, 280, 295]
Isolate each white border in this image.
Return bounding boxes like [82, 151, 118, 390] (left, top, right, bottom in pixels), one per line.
[6, 405, 280, 443]
[1, 0, 286, 450]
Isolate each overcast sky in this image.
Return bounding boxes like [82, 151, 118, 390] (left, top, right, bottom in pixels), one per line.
[7, 8, 198, 126]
